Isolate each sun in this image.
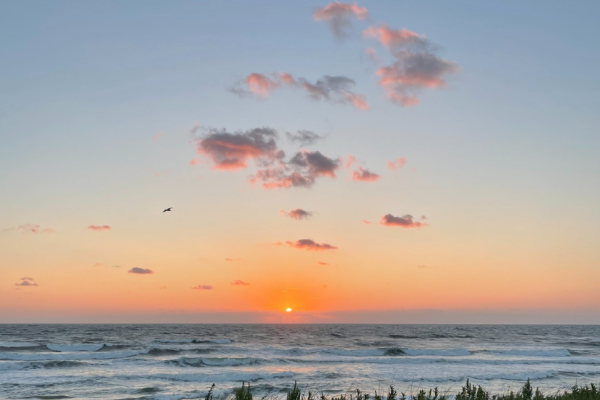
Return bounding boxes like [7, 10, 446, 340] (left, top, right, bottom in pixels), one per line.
[285, 308, 293, 313]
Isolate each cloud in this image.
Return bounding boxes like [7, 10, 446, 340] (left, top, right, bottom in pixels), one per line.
[364, 25, 429, 50]
[153, 134, 161, 141]
[193, 127, 281, 170]
[224, 258, 241, 262]
[231, 73, 369, 110]
[92, 263, 105, 267]
[417, 265, 427, 269]
[193, 126, 342, 190]
[112, 265, 122, 268]
[352, 166, 381, 182]
[362, 219, 372, 224]
[286, 130, 325, 146]
[313, 2, 369, 39]
[15, 277, 38, 287]
[250, 150, 340, 190]
[231, 280, 250, 286]
[128, 267, 154, 274]
[286, 239, 338, 251]
[281, 208, 313, 220]
[5, 224, 55, 234]
[192, 285, 213, 290]
[380, 214, 427, 228]
[364, 24, 459, 107]
[318, 261, 330, 265]
[87, 225, 111, 231]
[387, 156, 407, 170]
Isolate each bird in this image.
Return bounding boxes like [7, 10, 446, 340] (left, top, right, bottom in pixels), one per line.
[162, 207, 172, 213]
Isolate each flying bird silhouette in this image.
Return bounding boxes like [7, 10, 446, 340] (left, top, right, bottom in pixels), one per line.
[162, 207, 172, 213]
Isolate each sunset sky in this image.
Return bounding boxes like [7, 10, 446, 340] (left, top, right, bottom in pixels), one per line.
[1, 1, 599, 323]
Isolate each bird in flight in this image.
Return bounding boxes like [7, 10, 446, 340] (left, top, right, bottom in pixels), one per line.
[162, 207, 172, 213]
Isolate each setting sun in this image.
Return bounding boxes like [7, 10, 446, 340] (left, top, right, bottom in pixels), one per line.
[285, 308, 293, 313]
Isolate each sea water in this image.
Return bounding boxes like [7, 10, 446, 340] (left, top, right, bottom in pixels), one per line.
[1, 324, 599, 399]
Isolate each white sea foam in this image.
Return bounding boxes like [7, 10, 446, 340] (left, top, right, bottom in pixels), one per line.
[182, 357, 259, 367]
[155, 370, 295, 383]
[47, 343, 105, 352]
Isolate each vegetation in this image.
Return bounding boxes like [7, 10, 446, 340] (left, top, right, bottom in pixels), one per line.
[213, 380, 600, 400]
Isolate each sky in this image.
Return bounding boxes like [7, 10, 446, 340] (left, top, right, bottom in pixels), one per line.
[1, 1, 600, 324]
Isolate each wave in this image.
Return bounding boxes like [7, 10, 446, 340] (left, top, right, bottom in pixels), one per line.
[389, 334, 420, 339]
[0, 342, 39, 348]
[152, 338, 232, 344]
[0, 349, 147, 361]
[46, 344, 105, 352]
[0, 360, 85, 371]
[155, 370, 295, 383]
[404, 348, 471, 356]
[178, 357, 262, 367]
[489, 348, 572, 357]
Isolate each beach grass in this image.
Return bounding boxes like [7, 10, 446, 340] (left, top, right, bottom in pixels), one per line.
[217, 380, 600, 400]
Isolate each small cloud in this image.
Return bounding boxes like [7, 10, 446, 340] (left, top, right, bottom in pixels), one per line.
[387, 157, 407, 170]
[421, 215, 427, 220]
[352, 166, 381, 182]
[15, 277, 38, 287]
[87, 225, 111, 231]
[313, 2, 369, 39]
[318, 261, 330, 266]
[151, 171, 169, 177]
[128, 267, 153, 275]
[7, 224, 55, 234]
[417, 265, 427, 269]
[362, 220, 371, 224]
[281, 208, 313, 220]
[153, 134, 161, 141]
[231, 280, 250, 286]
[380, 214, 427, 228]
[190, 122, 201, 134]
[286, 239, 338, 251]
[159, 286, 167, 290]
[92, 263, 105, 267]
[345, 154, 357, 168]
[192, 285, 213, 290]
[286, 130, 325, 146]
[224, 258, 241, 262]
[111, 265, 122, 268]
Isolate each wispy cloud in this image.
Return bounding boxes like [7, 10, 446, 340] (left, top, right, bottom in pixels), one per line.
[313, 2, 369, 39]
[87, 225, 111, 231]
[362, 219, 372, 224]
[231, 280, 250, 286]
[231, 73, 369, 110]
[224, 258, 241, 262]
[128, 267, 153, 274]
[352, 166, 381, 182]
[281, 208, 314, 220]
[3, 224, 55, 234]
[286, 130, 325, 146]
[387, 156, 407, 170]
[192, 285, 213, 290]
[380, 214, 427, 228]
[318, 261, 330, 265]
[286, 239, 338, 251]
[15, 277, 38, 287]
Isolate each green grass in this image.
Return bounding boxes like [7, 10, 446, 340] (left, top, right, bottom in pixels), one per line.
[216, 380, 600, 400]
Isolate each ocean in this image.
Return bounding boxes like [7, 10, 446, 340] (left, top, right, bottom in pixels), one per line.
[1, 324, 599, 400]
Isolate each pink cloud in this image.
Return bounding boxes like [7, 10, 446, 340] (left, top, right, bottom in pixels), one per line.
[387, 156, 407, 170]
[193, 128, 281, 171]
[363, 25, 427, 49]
[87, 225, 111, 231]
[281, 208, 313, 220]
[364, 23, 459, 107]
[192, 285, 213, 290]
[232, 73, 369, 110]
[318, 261, 330, 266]
[380, 214, 427, 228]
[313, 2, 368, 39]
[153, 134, 161, 141]
[345, 155, 357, 168]
[10, 224, 55, 234]
[362, 219, 372, 224]
[286, 239, 338, 251]
[352, 166, 381, 182]
[231, 280, 250, 286]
